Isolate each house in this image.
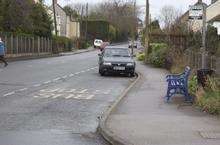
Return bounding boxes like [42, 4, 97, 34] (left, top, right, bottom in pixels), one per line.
[66, 16, 80, 39]
[207, 0, 220, 34]
[137, 18, 144, 35]
[179, 0, 220, 34]
[179, 0, 206, 32]
[43, 0, 81, 39]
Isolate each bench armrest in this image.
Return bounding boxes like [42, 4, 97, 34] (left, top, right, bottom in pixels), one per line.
[166, 73, 184, 79]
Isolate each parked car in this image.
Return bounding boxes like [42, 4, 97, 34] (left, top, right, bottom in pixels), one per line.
[94, 39, 103, 48]
[98, 47, 135, 77]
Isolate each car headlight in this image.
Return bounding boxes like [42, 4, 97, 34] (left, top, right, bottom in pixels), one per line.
[127, 63, 134, 66]
[103, 62, 112, 66]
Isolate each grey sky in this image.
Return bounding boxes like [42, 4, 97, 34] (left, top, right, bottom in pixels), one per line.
[45, 0, 211, 19]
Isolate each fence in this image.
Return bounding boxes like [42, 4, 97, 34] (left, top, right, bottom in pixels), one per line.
[150, 33, 187, 50]
[184, 50, 220, 76]
[0, 32, 52, 58]
[149, 33, 220, 76]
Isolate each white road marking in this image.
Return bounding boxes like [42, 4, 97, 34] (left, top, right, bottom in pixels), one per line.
[66, 89, 76, 93]
[65, 94, 75, 99]
[79, 89, 88, 94]
[86, 68, 91, 71]
[18, 88, 28, 92]
[3, 92, 15, 97]
[85, 94, 94, 100]
[43, 81, 51, 84]
[74, 94, 82, 99]
[52, 94, 62, 99]
[33, 96, 39, 98]
[69, 74, 74, 77]
[80, 70, 85, 73]
[62, 75, 68, 79]
[40, 94, 53, 98]
[33, 84, 41, 87]
[40, 88, 60, 93]
[57, 89, 65, 93]
[103, 90, 111, 95]
[53, 77, 61, 81]
[75, 72, 80, 75]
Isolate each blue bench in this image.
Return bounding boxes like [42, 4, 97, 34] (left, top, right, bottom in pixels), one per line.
[165, 66, 192, 102]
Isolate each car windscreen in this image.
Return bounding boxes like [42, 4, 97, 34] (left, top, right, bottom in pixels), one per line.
[104, 48, 131, 57]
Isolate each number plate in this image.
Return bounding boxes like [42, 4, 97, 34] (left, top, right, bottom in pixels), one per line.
[113, 66, 125, 70]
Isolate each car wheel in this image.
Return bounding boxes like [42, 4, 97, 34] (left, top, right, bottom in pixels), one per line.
[129, 72, 135, 77]
[99, 69, 105, 76]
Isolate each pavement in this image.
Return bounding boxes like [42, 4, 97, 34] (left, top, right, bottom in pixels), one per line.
[0, 44, 136, 145]
[103, 62, 220, 145]
[5, 47, 95, 62]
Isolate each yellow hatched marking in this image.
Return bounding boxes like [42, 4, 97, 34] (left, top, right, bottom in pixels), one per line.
[65, 94, 75, 99]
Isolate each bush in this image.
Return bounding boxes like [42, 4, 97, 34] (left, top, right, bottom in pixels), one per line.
[196, 76, 220, 114]
[53, 36, 73, 52]
[76, 38, 92, 49]
[188, 75, 197, 96]
[136, 52, 145, 61]
[148, 43, 169, 67]
[197, 90, 220, 114]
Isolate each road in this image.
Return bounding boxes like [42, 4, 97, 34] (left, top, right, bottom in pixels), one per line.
[0, 45, 134, 145]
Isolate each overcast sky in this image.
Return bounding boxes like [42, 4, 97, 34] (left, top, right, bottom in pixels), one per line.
[45, 0, 211, 20]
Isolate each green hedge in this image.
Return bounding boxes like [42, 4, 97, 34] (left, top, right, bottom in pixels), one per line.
[76, 38, 92, 49]
[81, 20, 109, 41]
[136, 52, 145, 61]
[52, 36, 73, 53]
[148, 43, 169, 67]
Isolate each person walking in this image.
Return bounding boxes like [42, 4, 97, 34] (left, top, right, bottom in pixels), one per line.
[0, 37, 8, 67]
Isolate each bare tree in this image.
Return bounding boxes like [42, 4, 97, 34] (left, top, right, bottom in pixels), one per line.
[159, 5, 182, 31]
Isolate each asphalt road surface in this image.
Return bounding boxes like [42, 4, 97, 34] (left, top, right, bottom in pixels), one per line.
[0, 44, 135, 145]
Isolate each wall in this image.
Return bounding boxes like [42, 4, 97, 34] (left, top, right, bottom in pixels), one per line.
[68, 21, 80, 39]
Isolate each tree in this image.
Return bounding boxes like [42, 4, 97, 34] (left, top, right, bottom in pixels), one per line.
[0, 0, 53, 37]
[2, 0, 33, 34]
[0, 0, 3, 31]
[149, 20, 162, 33]
[88, 0, 139, 40]
[63, 5, 79, 19]
[160, 5, 182, 31]
[30, 2, 53, 37]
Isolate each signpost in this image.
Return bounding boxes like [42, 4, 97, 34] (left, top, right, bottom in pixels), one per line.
[189, 3, 212, 86]
[189, 4, 207, 69]
[144, 0, 149, 63]
[189, 5, 203, 20]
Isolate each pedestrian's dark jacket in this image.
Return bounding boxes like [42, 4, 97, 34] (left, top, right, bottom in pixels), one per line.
[0, 41, 5, 56]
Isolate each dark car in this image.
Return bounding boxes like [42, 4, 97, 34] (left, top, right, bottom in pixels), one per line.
[98, 47, 135, 77]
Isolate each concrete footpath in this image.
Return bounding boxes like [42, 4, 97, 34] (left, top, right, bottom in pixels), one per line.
[104, 62, 220, 145]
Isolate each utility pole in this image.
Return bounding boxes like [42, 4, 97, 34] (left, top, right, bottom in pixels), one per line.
[85, 3, 88, 43]
[131, 0, 136, 56]
[201, 3, 207, 69]
[144, 0, 149, 63]
[52, 0, 57, 36]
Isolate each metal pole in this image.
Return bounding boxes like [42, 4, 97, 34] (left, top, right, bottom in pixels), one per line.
[144, 0, 149, 63]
